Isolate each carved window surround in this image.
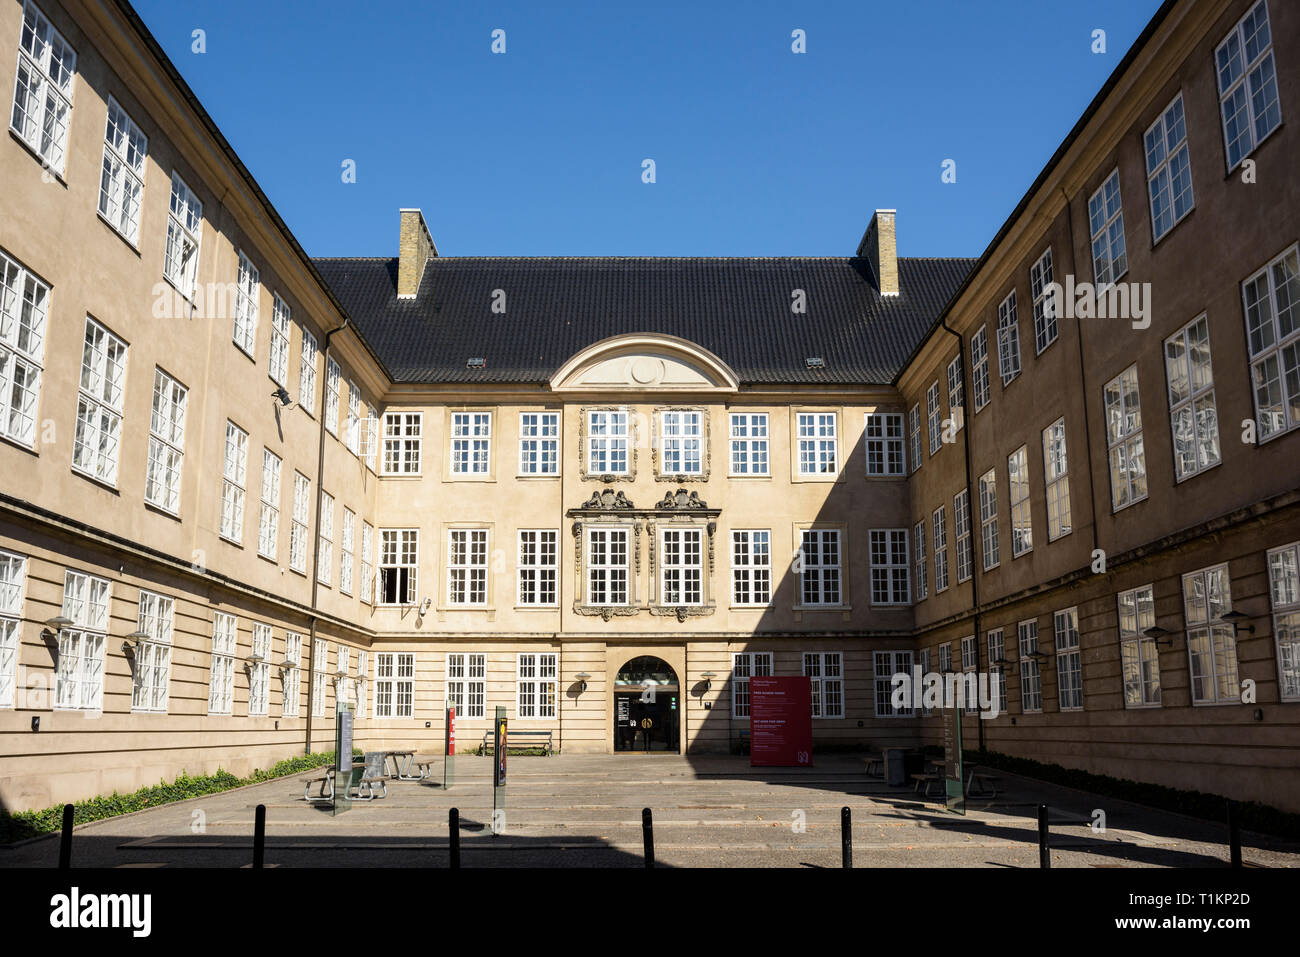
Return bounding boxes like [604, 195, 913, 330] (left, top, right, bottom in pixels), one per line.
[578, 406, 638, 483]
[566, 489, 720, 620]
[652, 406, 711, 482]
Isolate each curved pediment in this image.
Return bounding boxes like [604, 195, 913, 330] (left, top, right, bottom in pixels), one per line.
[549, 334, 739, 393]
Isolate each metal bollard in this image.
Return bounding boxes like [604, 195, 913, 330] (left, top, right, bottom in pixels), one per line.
[253, 804, 266, 869]
[642, 807, 655, 868]
[1227, 799, 1242, 869]
[58, 804, 74, 870]
[449, 807, 461, 869]
[841, 806, 853, 869]
[1037, 804, 1050, 869]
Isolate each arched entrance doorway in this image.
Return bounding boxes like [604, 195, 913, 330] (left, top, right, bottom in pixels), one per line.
[613, 656, 680, 753]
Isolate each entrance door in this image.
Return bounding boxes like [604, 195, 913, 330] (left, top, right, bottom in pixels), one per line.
[613, 656, 680, 753]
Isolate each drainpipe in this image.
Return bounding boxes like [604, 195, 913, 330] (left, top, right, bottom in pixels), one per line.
[1061, 187, 1102, 560]
[305, 317, 351, 754]
[939, 318, 983, 753]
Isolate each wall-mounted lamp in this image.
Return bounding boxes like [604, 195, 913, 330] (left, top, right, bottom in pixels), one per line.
[1143, 624, 1175, 647]
[1219, 610, 1255, 637]
[121, 629, 151, 655]
[277, 658, 294, 676]
[271, 386, 294, 408]
[700, 671, 717, 693]
[575, 672, 591, 693]
[418, 597, 432, 615]
[991, 657, 1014, 674]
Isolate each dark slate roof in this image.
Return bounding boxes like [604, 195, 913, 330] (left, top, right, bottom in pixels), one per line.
[312, 256, 975, 385]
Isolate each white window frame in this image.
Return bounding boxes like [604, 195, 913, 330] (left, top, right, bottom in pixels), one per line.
[219, 420, 248, 543]
[282, 631, 302, 718]
[932, 508, 948, 594]
[55, 570, 110, 712]
[345, 381, 361, 455]
[1215, 0, 1282, 173]
[257, 449, 281, 560]
[72, 316, 127, 486]
[447, 652, 485, 718]
[324, 357, 340, 436]
[587, 409, 629, 475]
[311, 637, 328, 718]
[316, 490, 334, 586]
[1118, 584, 1161, 708]
[145, 368, 186, 514]
[873, 650, 914, 718]
[1042, 419, 1072, 541]
[249, 623, 271, 717]
[732, 530, 771, 606]
[340, 507, 355, 596]
[1008, 445, 1033, 557]
[946, 357, 964, 433]
[518, 530, 558, 606]
[451, 411, 492, 475]
[130, 590, 173, 713]
[382, 411, 422, 474]
[10, 1, 76, 174]
[912, 521, 927, 602]
[0, 251, 49, 448]
[660, 527, 703, 606]
[298, 327, 317, 414]
[586, 526, 630, 606]
[1182, 564, 1240, 705]
[731, 651, 772, 718]
[361, 522, 374, 604]
[1018, 619, 1042, 713]
[987, 630, 1008, 714]
[98, 97, 148, 244]
[378, 529, 419, 606]
[1054, 607, 1083, 712]
[796, 412, 838, 476]
[373, 651, 414, 719]
[268, 296, 290, 387]
[997, 290, 1021, 385]
[447, 528, 488, 606]
[0, 550, 27, 709]
[954, 488, 973, 583]
[803, 652, 843, 719]
[1104, 364, 1148, 510]
[870, 528, 909, 605]
[865, 412, 905, 476]
[1144, 93, 1195, 244]
[1165, 314, 1221, 481]
[908, 405, 922, 472]
[1243, 244, 1300, 442]
[800, 528, 842, 607]
[1087, 173, 1127, 288]
[1030, 247, 1057, 354]
[208, 612, 236, 716]
[164, 171, 202, 299]
[1267, 542, 1300, 702]
[233, 252, 259, 359]
[517, 653, 558, 720]
[925, 381, 941, 454]
[729, 412, 769, 476]
[971, 325, 990, 412]
[518, 412, 559, 475]
[978, 468, 1000, 571]
[289, 471, 310, 574]
[660, 409, 703, 476]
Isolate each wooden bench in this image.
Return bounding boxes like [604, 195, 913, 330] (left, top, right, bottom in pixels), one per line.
[480, 729, 554, 755]
[864, 753, 884, 778]
[911, 772, 944, 798]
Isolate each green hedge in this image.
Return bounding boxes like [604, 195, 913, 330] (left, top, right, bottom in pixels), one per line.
[0, 748, 363, 845]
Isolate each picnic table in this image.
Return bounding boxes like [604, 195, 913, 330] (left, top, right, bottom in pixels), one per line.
[380, 750, 421, 781]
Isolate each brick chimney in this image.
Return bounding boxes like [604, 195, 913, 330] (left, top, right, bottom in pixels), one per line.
[397, 208, 437, 298]
[857, 209, 899, 297]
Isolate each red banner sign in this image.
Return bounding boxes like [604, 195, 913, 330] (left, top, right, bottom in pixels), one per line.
[749, 676, 813, 767]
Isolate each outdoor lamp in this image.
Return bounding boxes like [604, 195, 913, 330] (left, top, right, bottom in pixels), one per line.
[419, 597, 432, 615]
[575, 672, 591, 693]
[43, 615, 74, 636]
[277, 658, 294, 676]
[1142, 624, 1174, 647]
[272, 386, 293, 407]
[122, 629, 150, 654]
[701, 671, 717, 692]
[991, 657, 1014, 673]
[1219, 610, 1254, 636]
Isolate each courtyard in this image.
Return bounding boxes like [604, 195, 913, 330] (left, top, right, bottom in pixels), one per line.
[5, 754, 1298, 868]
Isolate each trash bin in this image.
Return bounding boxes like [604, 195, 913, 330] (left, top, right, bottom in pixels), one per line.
[884, 747, 908, 787]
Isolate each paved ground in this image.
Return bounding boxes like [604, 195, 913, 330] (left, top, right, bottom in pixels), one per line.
[5, 754, 1298, 868]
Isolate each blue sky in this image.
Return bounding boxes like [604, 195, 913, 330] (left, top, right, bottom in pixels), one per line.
[133, 0, 1166, 259]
